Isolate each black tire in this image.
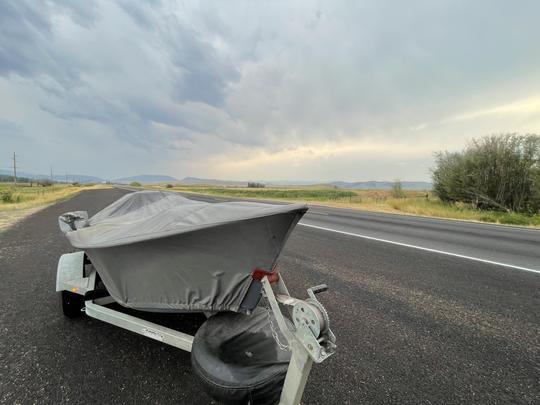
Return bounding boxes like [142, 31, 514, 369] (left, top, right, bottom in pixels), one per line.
[60, 290, 85, 318]
[191, 308, 291, 405]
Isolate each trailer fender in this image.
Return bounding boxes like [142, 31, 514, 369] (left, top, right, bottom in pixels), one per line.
[55, 251, 87, 294]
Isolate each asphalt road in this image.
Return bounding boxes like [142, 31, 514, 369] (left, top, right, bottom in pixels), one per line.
[1, 188, 539, 404]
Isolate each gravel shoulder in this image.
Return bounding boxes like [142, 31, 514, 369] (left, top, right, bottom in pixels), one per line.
[0, 205, 47, 232]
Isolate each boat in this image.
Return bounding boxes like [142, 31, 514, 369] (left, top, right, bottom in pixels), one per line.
[58, 190, 307, 313]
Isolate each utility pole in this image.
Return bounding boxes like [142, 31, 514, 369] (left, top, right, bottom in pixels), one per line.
[50, 166, 53, 182]
[12, 152, 17, 186]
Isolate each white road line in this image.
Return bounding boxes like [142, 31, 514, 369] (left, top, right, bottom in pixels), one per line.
[309, 211, 330, 216]
[298, 222, 540, 275]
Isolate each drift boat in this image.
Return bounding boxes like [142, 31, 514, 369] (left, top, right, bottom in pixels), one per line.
[58, 190, 307, 313]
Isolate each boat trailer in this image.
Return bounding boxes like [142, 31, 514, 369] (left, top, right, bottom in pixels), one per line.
[56, 251, 336, 405]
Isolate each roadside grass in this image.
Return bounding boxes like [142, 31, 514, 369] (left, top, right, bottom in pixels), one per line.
[161, 185, 540, 227]
[0, 183, 109, 212]
[387, 197, 540, 226]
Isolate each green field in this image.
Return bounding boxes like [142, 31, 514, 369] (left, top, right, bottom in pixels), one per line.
[158, 185, 540, 227]
[175, 187, 356, 200]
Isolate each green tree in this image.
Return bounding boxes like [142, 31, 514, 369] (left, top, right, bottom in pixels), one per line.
[432, 134, 540, 213]
[391, 180, 405, 198]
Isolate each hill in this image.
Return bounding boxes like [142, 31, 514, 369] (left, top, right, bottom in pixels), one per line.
[0, 169, 104, 184]
[179, 177, 248, 186]
[114, 175, 179, 184]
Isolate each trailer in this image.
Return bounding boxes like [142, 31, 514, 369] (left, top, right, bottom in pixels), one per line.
[56, 251, 336, 405]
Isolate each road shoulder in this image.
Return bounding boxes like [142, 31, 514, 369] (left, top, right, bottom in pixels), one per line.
[0, 205, 50, 233]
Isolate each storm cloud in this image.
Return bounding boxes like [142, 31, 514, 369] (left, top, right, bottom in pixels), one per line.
[1, 0, 539, 181]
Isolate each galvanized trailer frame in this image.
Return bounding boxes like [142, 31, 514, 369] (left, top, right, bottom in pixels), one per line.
[56, 251, 336, 405]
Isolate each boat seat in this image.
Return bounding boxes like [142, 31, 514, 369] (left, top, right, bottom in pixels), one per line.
[191, 307, 292, 405]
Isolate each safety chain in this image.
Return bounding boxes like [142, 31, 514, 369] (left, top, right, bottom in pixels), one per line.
[264, 298, 290, 351]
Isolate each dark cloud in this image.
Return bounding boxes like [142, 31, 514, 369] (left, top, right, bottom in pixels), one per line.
[0, 1, 94, 86]
[0, 2, 52, 76]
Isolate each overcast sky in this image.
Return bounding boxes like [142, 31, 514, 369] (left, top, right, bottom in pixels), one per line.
[1, 1, 540, 181]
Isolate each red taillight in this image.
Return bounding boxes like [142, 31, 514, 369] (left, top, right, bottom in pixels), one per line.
[252, 268, 280, 283]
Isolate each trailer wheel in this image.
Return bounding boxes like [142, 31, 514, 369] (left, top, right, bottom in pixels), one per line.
[60, 291, 85, 318]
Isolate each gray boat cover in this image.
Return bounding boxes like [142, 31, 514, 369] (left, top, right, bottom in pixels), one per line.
[59, 191, 307, 312]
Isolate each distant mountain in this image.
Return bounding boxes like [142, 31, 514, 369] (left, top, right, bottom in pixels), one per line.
[329, 181, 432, 190]
[179, 177, 431, 190]
[60, 174, 105, 183]
[265, 180, 321, 186]
[0, 169, 33, 180]
[0, 169, 104, 183]
[114, 174, 179, 184]
[180, 177, 248, 186]
[0, 169, 50, 180]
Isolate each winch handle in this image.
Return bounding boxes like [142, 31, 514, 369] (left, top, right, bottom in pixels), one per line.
[307, 284, 328, 299]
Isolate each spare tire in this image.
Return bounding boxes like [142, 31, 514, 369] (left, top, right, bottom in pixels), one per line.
[191, 307, 292, 405]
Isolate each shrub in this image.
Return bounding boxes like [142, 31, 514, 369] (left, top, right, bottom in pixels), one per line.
[165, 184, 173, 188]
[389, 200, 402, 210]
[478, 214, 497, 223]
[530, 216, 540, 226]
[129, 181, 142, 187]
[1, 190, 13, 203]
[497, 213, 531, 226]
[391, 180, 405, 198]
[432, 134, 540, 213]
[38, 179, 53, 187]
[247, 182, 266, 188]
